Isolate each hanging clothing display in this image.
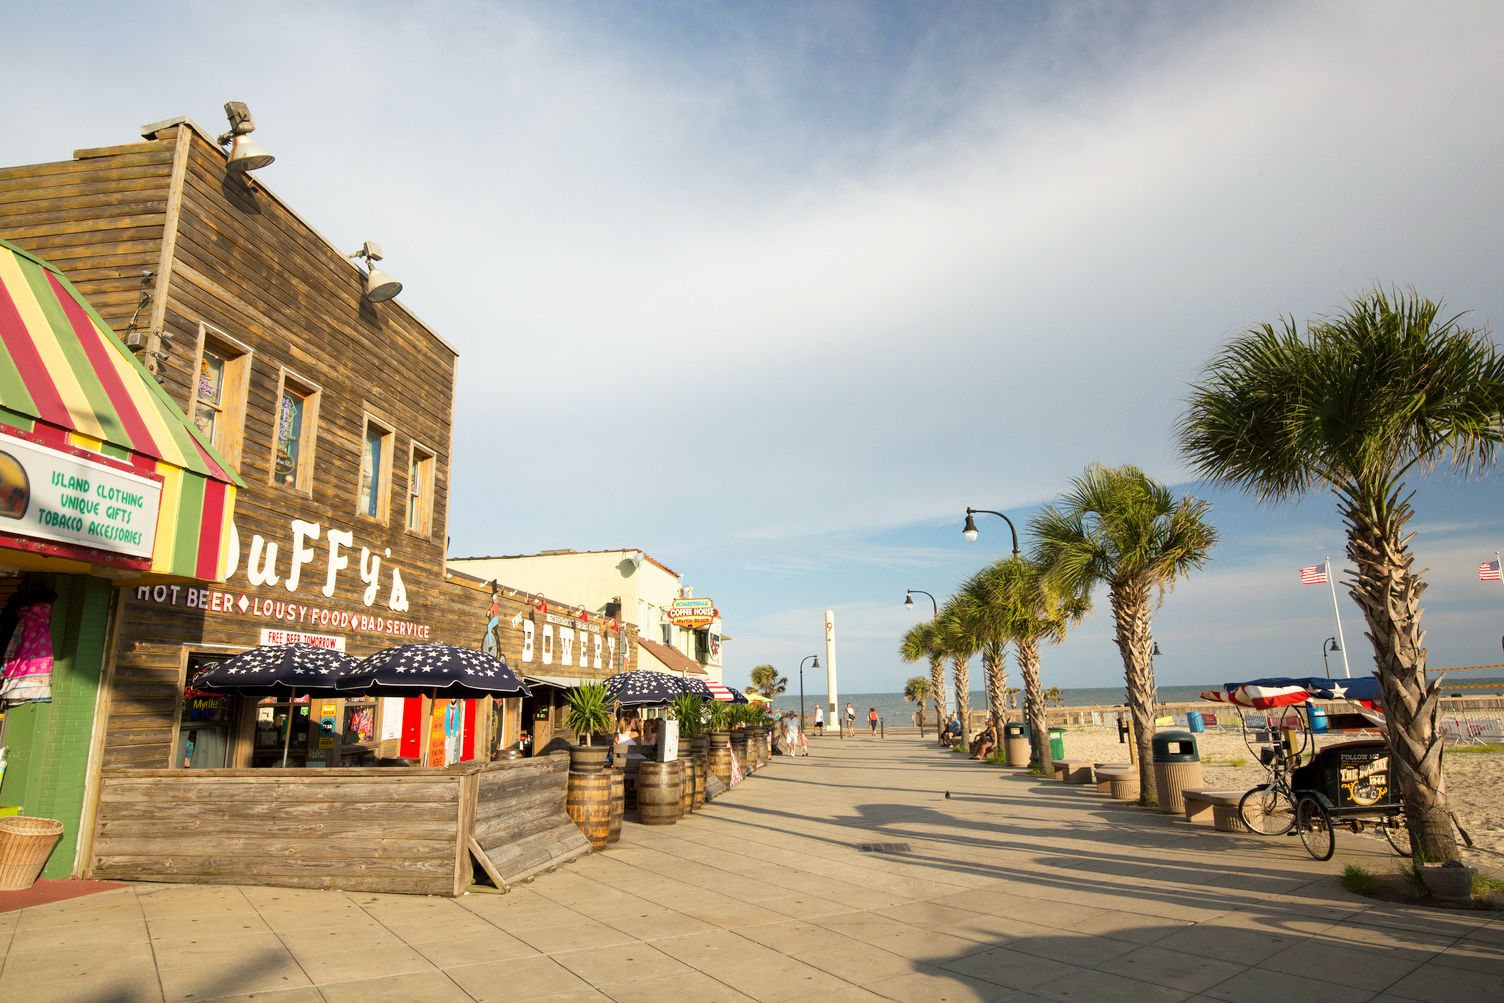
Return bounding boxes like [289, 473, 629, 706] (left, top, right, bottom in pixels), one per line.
[443, 699, 462, 766]
[0, 600, 55, 704]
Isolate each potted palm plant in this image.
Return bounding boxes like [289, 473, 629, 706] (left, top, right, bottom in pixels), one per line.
[706, 700, 733, 786]
[565, 682, 612, 772]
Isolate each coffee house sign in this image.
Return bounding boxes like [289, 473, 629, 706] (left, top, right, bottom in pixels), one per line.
[133, 516, 432, 640]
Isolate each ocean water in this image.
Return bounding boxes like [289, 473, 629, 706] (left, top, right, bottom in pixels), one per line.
[774, 679, 1504, 728]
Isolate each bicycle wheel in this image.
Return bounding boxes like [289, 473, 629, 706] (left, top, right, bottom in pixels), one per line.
[1379, 815, 1410, 857]
[1239, 784, 1295, 835]
[1296, 797, 1334, 861]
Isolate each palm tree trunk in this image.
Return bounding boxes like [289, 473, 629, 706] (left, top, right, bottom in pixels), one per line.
[1017, 638, 1049, 770]
[1343, 494, 1460, 862]
[930, 655, 947, 746]
[983, 645, 1007, 741]
[952, 656, 970, 746]
[1110, 583, 1158, 804]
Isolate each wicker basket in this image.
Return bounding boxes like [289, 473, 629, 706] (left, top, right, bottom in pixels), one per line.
[0, 816, 65, 890]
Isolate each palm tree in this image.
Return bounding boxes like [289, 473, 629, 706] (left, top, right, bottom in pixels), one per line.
[900, 620, 948, 746]
[935, 599, 978, 743]
[903, 676, 931, 735]
[1044, 686, 1064, 708]
[968, 555, 1089, 770]
[1034, 463, 1218, 802]
[747, 664, 788, 702]
[953, 571, 1011, 739]
[1180, 288, 1503, 862]
[1005, 687, 1021, 710]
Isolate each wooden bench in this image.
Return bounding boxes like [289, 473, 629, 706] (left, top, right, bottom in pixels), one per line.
[1052, 760, 1093, 784]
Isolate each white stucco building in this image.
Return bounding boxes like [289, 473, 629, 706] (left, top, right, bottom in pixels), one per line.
[448, 549, 727, 682]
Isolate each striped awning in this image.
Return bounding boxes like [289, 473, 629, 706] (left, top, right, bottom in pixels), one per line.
[0, 238, 240, 581]
[705, 679, 735, 702]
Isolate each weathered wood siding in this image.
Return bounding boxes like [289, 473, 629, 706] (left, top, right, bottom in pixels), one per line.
[471, 755, 590, 884]
[92, 767, 467, 895]
[91, 758, 589, 895]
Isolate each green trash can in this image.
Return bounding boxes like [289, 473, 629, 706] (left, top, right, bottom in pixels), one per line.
[1003, 722, 1029, 767]
[1151, 729, 1203, 815]
[1048, 727, 1066, 763]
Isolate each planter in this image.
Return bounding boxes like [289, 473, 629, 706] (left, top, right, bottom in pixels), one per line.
[638, 760, 684, 826]
[692, 736, 710, 808]
[607, 767, 625, 844]
[1419, 862, 1474, 902]
[679, 757, 695, 814]
[569, 744, 609, 773]
[730, 729, 751, 775]
[708, 731, 733, 785]
[565, 771, 612, 850]
[0, 816, 65, 891]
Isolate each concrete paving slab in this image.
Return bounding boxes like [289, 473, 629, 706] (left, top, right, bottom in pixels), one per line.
[1, 736, 1498, 1002]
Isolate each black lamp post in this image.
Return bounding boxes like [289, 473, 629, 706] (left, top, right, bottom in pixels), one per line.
[904, 589, 938, 616]
[1322, 637, 1340, 679]
[798, 655, 819, 730]
[962, 507, 1021, 555]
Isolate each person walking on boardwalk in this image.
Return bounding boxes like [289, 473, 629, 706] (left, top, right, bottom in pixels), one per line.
[868, 707, 879, 735]
[845, 702, 856, 736]
[814, 704, 824, 735]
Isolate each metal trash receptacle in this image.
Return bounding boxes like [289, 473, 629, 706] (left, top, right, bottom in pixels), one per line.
[1048, 727, 1066, 762]
[1003, 722, 1029, 767]
[1186, 710, 1204, 733]
[1151, 730, 1203, 814]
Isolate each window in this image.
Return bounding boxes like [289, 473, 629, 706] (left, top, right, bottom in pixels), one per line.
[406, 442, 435, 536]
[191, 326, 251, 467]
[358, 415, 394, 521]
[270, 371, 320, 491]
[661, 623, 673, 646]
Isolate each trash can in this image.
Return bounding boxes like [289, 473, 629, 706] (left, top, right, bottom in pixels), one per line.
[1186, 710, 1204, 734]
[1048, 727, 1066, 763]
[1003, 722, 1029, 767]
[1307, 702, 1328, 734]
[1151, 730, 1202, 815]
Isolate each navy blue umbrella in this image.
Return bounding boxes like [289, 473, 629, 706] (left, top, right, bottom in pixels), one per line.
[602, 670, 696, 707]
[726, 686, 750, 704]
[189, 645, 359, 766]
[336, 643, 531, 700]
[188, 643, 355, 696]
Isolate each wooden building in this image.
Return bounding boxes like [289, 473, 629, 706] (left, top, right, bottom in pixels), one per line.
[0, 114, 636, 888]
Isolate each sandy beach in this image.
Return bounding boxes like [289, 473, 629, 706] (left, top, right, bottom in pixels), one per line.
[887, 724, 1504, 870]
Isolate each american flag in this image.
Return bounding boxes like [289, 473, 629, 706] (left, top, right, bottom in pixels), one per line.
[1481, 560, 1503, 582]
[1299, 564, 1328, 585]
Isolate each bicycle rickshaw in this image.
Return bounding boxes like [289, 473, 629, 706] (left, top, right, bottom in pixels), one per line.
[1201, 676, 1408, 861]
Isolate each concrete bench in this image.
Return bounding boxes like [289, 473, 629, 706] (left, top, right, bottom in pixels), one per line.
[1052, 760, 1093, 784]
[1093, 763, 1134, 795]
[1181, 788, 1243, 827]
[1193, 790, 1252, 832]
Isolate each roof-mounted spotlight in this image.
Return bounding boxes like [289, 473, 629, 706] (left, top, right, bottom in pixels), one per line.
[349, 241, 403, 302]
[217, 101, 275, 172]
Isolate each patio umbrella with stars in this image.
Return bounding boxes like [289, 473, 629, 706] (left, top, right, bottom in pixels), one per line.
[188, 644, 358, 766]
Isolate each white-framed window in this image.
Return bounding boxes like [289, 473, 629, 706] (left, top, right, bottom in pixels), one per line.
[191, 325, 252, 467]
[358, 414, 394, 522]
[406, 442, 435, 536]
[270, 369, 320, 492]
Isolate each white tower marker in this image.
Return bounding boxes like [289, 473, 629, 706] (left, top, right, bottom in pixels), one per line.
[824, 610, 839, 736]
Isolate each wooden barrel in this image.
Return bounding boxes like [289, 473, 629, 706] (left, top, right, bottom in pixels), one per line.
[692, 751, 708, 808]
[637, 760, 683, 826]
[607, 767, 624, 843]
[708, 732, 732, 785]
[679, 757, 695, 813]
[566, 770, 611, 849]
[755, 727, 770, 768]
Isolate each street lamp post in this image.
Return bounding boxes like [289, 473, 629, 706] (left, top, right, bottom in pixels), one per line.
[904, 589, 938, 616]
[1321, 637, 1340, 679]
[962, 507, 1021, 555]
[798, 655, 819, 731]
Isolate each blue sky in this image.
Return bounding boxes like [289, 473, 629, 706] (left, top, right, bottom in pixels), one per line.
[5, 2, 1502, 691]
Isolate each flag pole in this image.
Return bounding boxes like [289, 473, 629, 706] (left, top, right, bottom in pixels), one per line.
[1326, 556, 1351, 678]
